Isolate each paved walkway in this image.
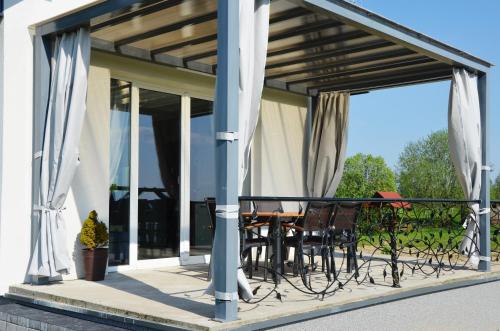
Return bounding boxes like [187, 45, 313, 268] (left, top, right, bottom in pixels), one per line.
[271, 280, 500, 331]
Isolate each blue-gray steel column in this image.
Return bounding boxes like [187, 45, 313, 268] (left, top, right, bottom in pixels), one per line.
[478, 72, 491, 272]
[31, 31, 52, 285]
[213, 0, 240, 321]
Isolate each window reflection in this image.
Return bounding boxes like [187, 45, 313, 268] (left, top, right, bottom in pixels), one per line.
[138, 88, 181, 259]
[109, 79, 131, 266]
[190, 98, 215, 256]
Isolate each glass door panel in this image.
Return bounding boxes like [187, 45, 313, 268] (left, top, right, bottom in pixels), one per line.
[109, 79, 131, 266]
[189, 98, 215, 256]
[138, 88, 181, 260]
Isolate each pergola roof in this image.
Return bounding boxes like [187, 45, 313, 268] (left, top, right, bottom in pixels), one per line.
[35, 0, 492, 96]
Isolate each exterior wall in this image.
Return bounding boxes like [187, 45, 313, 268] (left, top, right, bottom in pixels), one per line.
[0, 0, 98, 294]
[0, 7, 308, 291]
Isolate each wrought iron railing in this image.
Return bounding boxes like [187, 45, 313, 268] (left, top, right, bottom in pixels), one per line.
[491, 200, 500, 262]
[236, 197, 496, 303]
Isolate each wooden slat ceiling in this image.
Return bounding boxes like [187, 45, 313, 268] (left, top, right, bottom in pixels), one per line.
[90, 0, 453, 95]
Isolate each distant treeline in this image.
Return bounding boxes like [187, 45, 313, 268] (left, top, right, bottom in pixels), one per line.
[336, 129, 500, 200]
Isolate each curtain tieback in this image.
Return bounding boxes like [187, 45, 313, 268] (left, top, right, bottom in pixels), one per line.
[33, 205, 66, 227]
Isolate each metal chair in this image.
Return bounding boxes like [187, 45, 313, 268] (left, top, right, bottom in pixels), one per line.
[288, 202, 335, 282]
[330, 203, 361, 279]
[241, 200, 272, 280]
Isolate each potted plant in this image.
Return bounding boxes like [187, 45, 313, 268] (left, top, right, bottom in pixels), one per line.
[79, 210, 109, 281]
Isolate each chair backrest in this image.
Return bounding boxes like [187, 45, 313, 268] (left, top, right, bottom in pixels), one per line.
[205, 197, 216, 235]
[301, 202, 333, 232]
[331, 203, 360, 233]
[253, 200, 283, 213]
[239, 200, 252, 214]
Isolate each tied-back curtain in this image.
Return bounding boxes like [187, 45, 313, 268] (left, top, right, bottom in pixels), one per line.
[238, 0, 270, 193]
[306, 92, 350, 198]
[448, 68, 482, 267]
[29, 28, 91, 277]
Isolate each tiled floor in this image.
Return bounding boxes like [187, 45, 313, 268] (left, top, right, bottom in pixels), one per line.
[8, 259, 500, 331]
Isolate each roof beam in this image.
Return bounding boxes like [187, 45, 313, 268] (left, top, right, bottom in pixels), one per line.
[183, 19, 345, 63]
[91, 0, 182, 32]
[115, 11, 217, 47]
[37, 0, 149, 36]
[295, 0, 491, 72]
[287, 56, 436, 85]
[266, 48, 415, 79]
[150, 6, 312, 56]
[266, 39, 394, 70]
[267, 30, 370, 58]
[313, 66, 451, 92]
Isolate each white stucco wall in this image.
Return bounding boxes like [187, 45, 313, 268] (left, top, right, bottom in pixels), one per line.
[0, 0, 99, 294]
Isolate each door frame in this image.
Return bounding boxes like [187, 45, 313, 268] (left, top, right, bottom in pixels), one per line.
[107, 74, 213, 272]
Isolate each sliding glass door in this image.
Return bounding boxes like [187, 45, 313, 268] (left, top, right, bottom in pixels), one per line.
[108, 78, 217, 268]
[189, 98, 215, 256]
[138, 88, 181, 260]
[109, 79, 131, 266]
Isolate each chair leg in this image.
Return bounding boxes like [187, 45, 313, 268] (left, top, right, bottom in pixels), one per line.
[321, 247, 325, 272]
[264, 245, 269, 282]
[347, 246, 352, 274]
[246, 248, 253, 279]
[293, 246, 299, 276]
[310, 247, 315, 271]
[255, 246, 262, 271]
[324, 247, 331, 282]
[352, 245, 360, 278]
[330, 245, 337, 281]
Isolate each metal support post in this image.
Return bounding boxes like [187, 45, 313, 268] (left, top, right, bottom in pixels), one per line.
[213, 0, 240, 321]
[478, 72, 491, 272]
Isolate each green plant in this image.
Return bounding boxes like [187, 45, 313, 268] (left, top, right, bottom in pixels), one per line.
[80, 210, 109, 250]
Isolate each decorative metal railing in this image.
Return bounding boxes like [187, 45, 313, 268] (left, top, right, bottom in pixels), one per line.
[236, 197, 497, 303]
[491, 200, 500, 262]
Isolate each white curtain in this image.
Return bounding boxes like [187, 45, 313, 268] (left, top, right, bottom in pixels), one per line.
[238, 0, 270, 192]
[29, 28, 91, 277]
[207, 0, 269, 301]
[448, 68, 482, 267]
[306, 92, 350, 198]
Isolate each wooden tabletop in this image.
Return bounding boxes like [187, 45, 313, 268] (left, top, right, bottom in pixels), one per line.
[240, 212, 304, 218]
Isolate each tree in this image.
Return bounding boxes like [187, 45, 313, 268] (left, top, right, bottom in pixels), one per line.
[397, 129, 463, 199]
[336, 153, 397, 198]
[491, 174, 500, 201]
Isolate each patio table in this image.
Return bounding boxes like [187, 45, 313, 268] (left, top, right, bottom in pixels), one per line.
[241, 211, 304, 283]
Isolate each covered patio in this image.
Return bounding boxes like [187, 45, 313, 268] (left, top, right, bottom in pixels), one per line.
[25, 0, 497, 327]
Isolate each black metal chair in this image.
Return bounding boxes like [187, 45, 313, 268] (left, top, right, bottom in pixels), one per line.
[330, 203, 361, 279]
[288, 202, 335, 282]
[241, 200, 272, 280]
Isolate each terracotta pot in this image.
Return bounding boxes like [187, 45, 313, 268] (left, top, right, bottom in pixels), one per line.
[83, 248, 108, 281]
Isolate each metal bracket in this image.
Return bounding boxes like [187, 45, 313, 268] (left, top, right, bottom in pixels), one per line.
[216, 131, 239, 142]
[481, 165, 493, 172]
[479, 208, 490, 215]
[34, 151, 43, 159]
[479, 256, 491, 262]
[215, 204, 239, 219]
[215, 290, 238, 301]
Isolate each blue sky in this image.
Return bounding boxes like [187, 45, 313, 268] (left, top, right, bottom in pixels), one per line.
[346, 0, 499, 179]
